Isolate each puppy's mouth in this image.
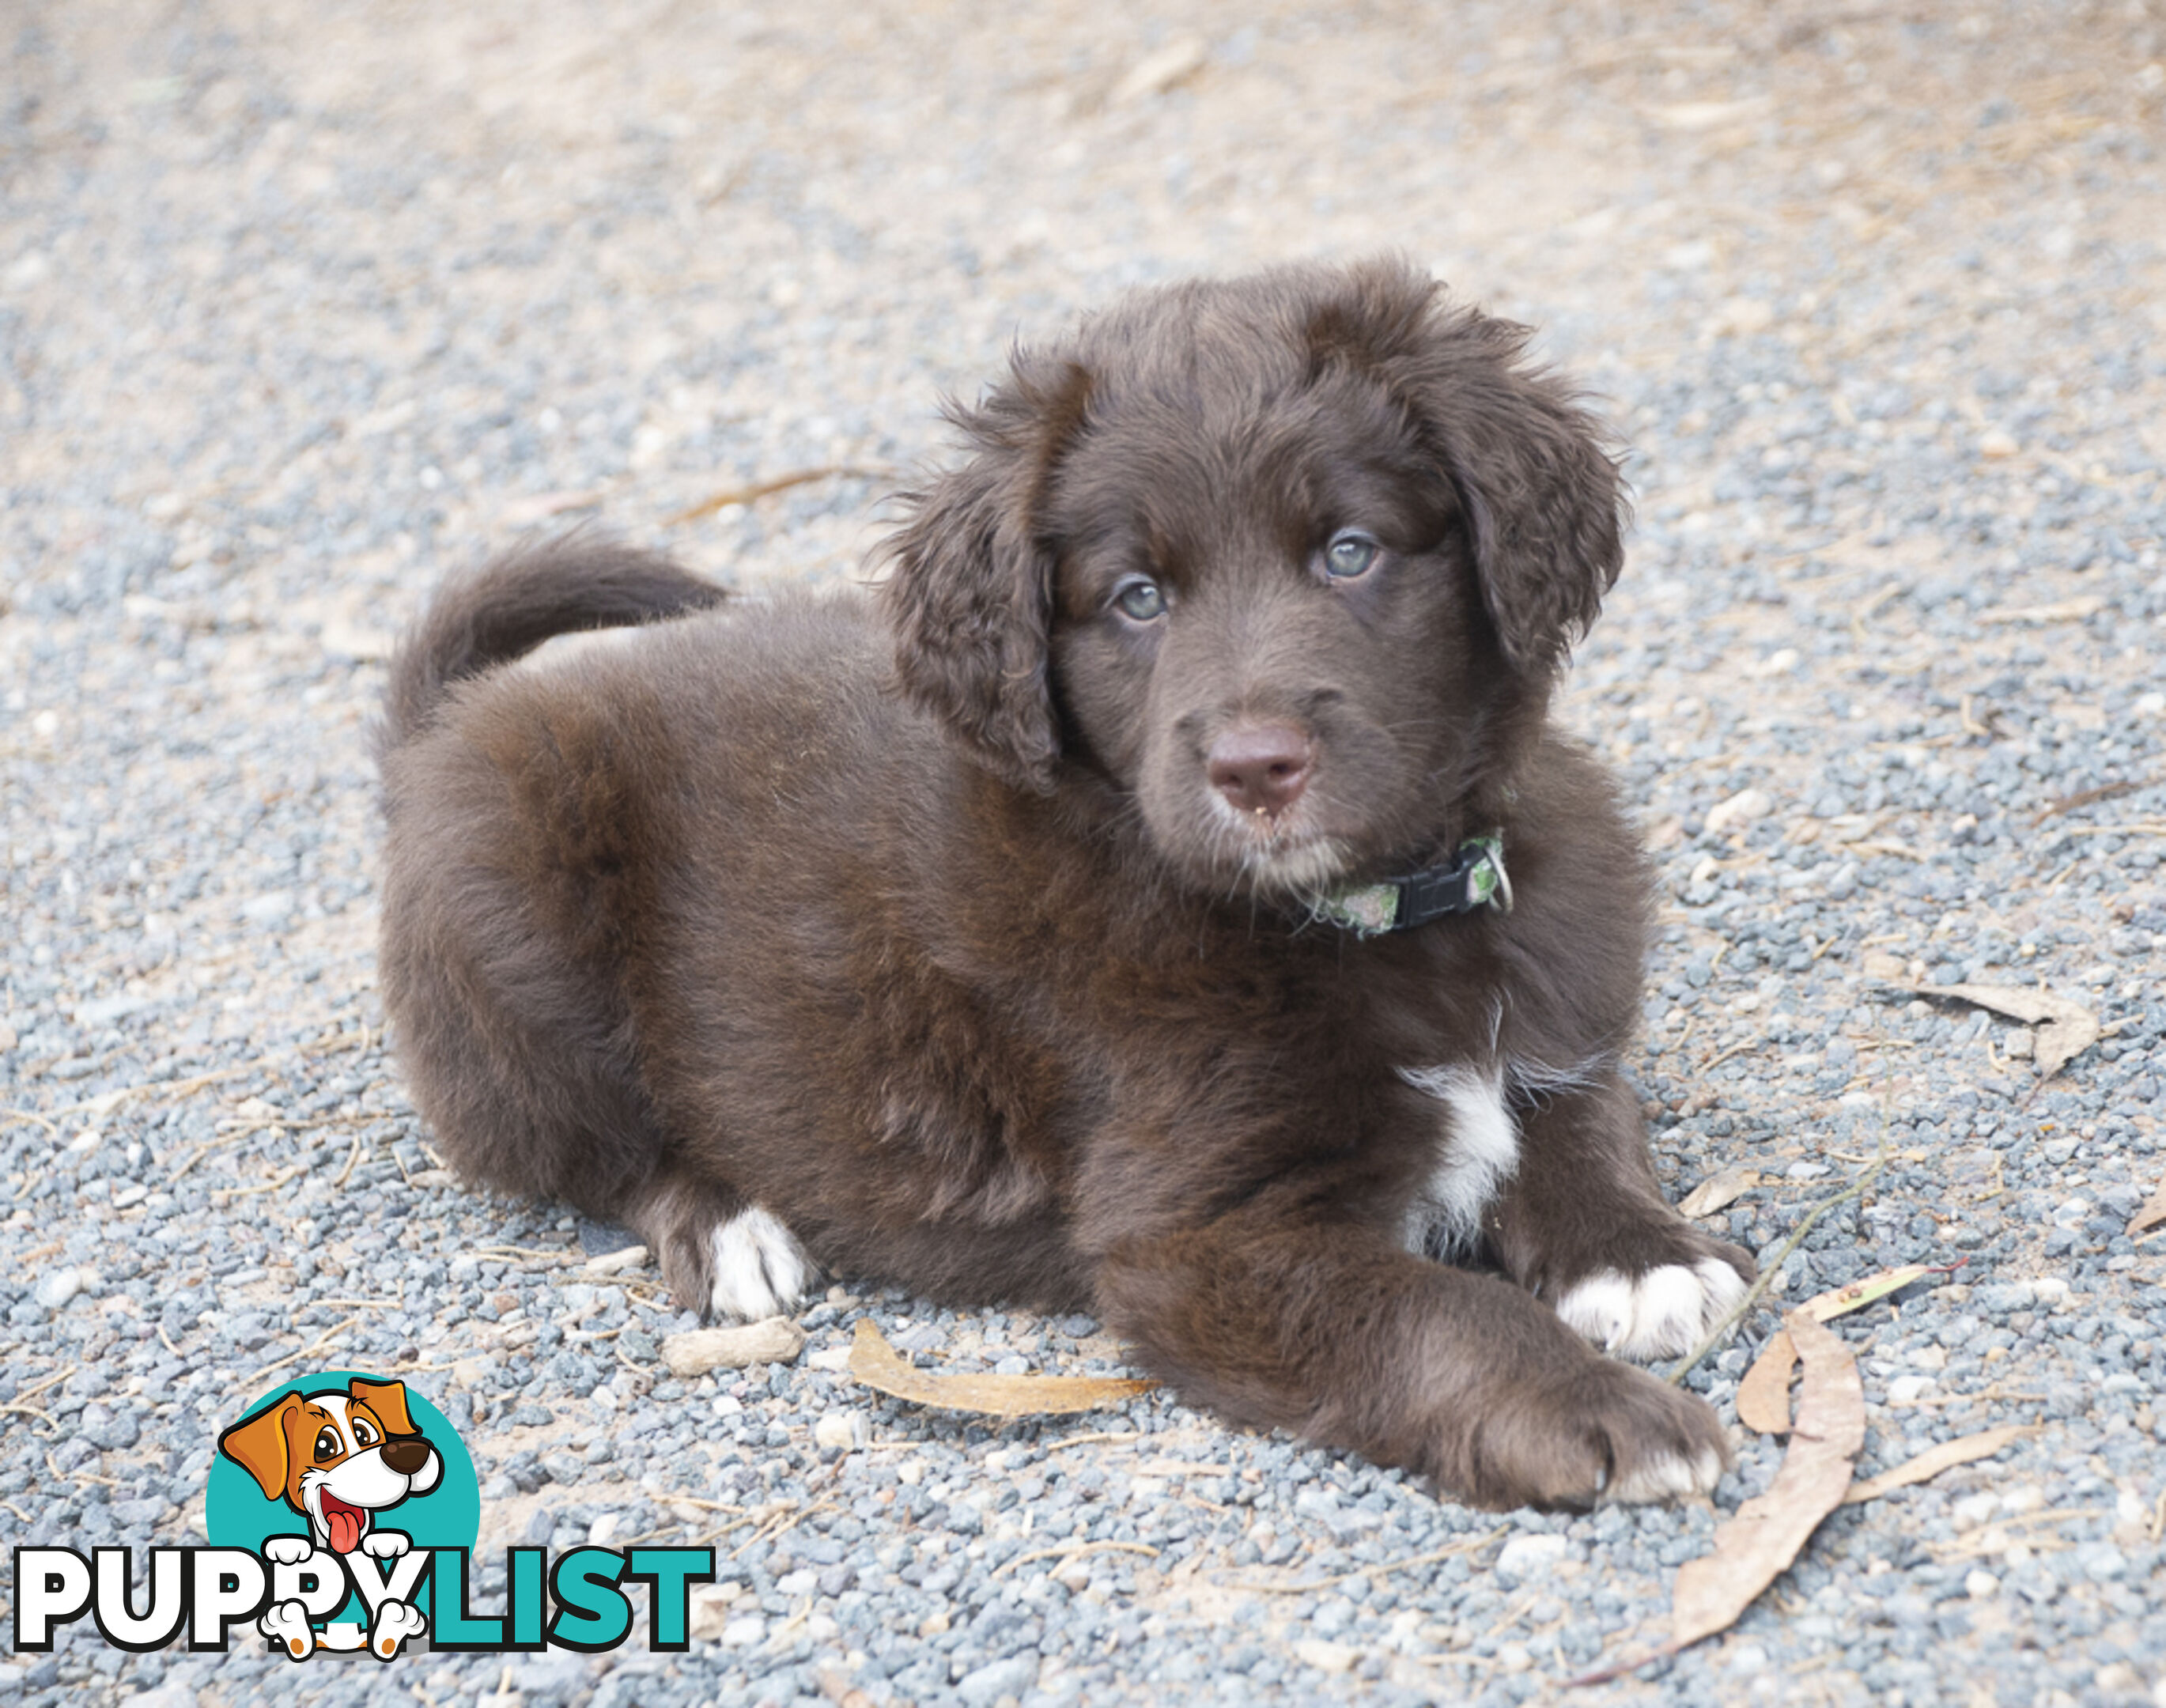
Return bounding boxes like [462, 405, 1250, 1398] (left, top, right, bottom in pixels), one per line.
[1241, 837, 1354, 899]
[316, 1491, 369, 1554]
[1208, 804, 1354, 899]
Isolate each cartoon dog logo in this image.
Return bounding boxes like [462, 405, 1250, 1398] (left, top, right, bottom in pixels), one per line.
[217, 1377, 441, 1658]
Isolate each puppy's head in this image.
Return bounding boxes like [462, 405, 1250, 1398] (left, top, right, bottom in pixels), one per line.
[883, 256, 1625, 896]
[218, 1377, 441, 1552]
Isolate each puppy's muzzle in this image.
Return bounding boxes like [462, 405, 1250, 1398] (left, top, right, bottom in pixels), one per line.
[1208, 723, 1312, 823]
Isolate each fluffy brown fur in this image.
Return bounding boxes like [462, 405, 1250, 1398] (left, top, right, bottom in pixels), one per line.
[376, 257, 1752, 1509]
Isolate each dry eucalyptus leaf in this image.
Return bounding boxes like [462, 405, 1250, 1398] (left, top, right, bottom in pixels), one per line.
[1843, 1426, 2028, 1505]
[1679, 1166, 1762, 1219]
[2130, 1181, 2166, 1239]
[848, 1319, 1155, 1419]
[1800, 1264, 1935, 1324]
[1911, 983, 2100, 1079]
[1734, 1265, 1931, 1435]
[1736, 1330, 1800, 1434]
[1672, 1312, 1864, 1651]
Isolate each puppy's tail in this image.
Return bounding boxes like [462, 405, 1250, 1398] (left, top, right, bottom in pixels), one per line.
[376, 534, 728, 755]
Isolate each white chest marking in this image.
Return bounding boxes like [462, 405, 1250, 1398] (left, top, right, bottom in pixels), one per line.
[1397, 1064, 1518, 1260]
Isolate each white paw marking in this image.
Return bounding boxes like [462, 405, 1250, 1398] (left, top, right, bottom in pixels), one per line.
[264, 1536, 316, 1567]
[709, 1206, 816, 1321]
[1605, 1442, 1726, 1505]
[360, 1530, 410, 1559]
[1398, 1065, 1519, 1259]
[1556, 1256, 1748, 1359]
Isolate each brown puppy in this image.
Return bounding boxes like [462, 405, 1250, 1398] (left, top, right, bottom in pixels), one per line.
[376, 257, 1752, 1509]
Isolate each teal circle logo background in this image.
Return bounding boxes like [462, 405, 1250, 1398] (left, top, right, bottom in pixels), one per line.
[206, 1370, 481, 1620]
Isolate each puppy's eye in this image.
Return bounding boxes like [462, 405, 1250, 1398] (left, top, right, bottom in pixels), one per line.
[1325, 531, 1381, 580]
[351, 1419, 377, 1445]
[1114, 579, 1168, 622]
[314, 1429, 341, 1462]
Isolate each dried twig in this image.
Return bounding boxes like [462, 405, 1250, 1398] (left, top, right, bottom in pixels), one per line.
[210, 1164, 303, 1203]
[1040, 1430, 1143, 1453]
[246, 1317, 361, 1385]
[990, 1539, 1160, 1581]
[2030, 778, 2150, 826]
[667, 466, 888, 527]
[1665, 1154, 1888, 1386]
[12, 1364, 78, 1404]
[1220, 1526, 1509, 1595]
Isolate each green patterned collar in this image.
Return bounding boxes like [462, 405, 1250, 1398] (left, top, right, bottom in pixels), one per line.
[1308, 834, 1512, 939]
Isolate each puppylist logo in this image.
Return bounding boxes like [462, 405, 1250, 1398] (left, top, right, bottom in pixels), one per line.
[13, 1370, 713, 1661]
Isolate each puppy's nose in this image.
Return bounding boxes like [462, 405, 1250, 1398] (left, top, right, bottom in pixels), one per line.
[1208, 724, 1312, 819]
[381, 1438, 432, 1476]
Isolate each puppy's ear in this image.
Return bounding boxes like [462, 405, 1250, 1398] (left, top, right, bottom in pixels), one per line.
[880, 354, 1092, 793]
[1310, 259, 1626, 674]
[219, 1392, 302, 1503]
[350, 1377, 419, 1437]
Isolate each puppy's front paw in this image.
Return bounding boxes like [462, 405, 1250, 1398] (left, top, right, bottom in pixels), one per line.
[1468, 1361, 1729, 1510]
[360, 1529, 410, 1559]
[1554, 1255, 1750, 1360]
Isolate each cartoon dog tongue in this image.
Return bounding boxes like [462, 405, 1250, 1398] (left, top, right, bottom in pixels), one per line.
[319, 1492, 368, 1554]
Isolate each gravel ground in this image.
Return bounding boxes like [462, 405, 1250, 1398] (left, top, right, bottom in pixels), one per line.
[4, 2, 2164, 1704]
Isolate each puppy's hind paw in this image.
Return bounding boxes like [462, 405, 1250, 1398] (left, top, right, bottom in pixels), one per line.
[633, 1177, 822, 1321]
[260, 1600, 316, 1660]
[707, 1206, 817, 1321]
[369, 1600, 427, 1661]
[1554, 1256, 1748, 1360]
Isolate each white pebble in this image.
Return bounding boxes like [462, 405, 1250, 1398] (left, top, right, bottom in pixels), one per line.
[35, 1268, 84, 1309]
[1705, 787, 1774, 832]
[1495, 1533, 1568, 1581]
[687, 1583, 739, 1640]
[1293, 1638, 1357, 1675]
[814, 1410, 867, 1451]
